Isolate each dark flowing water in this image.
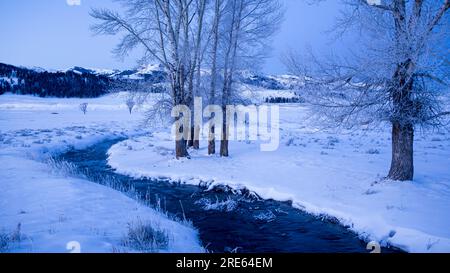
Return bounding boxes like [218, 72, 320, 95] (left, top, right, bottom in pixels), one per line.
[57, 139, 400, 253]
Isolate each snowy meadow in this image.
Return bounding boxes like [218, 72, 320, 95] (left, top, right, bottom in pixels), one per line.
[0, 91, 449, 253]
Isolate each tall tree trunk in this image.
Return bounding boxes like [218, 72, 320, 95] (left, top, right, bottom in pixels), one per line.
[188, 126, 195, 147]
[208, 0, 221, 155]
[187, 125, 200, 149]
[186, 60, 195, 148]
[220, 126, 229, 157]
[387, 54, 415, 180]
[186, 70, 195, 149]
[220, 107, 229, 157]
[219, 0, 243, 158]
[193, 127, 200, 149]
[208, 125, 215, 154]
[388, 121, 414, 181]
[175, 138, 189, 159]
[172, 68, 189, 159]
[192, 0, 206, 151]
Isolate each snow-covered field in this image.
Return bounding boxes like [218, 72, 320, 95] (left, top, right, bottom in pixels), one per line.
[1, 92, 449, 253]
[0, 93, 203, 253]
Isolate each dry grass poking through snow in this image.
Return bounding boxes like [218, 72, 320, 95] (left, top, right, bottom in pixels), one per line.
[0, 224, 25, 253]
[0, 232, 11, 253]
[121, 219, 170, 253]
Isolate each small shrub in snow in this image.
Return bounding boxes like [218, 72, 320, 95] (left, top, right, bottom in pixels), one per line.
[426, 239, 439, 250]
[0, 223, 23, 253]
[0, 232, 10, 253]
[366, 148, 380, 155]
[364, 189, 379, 195]
[126, 98, 136, 114]
[10, 223, 22, 242]
[285, 137, 295, 146]
[121, 220, 169, 252]
[79, 103, 88, 115]
[327, 137, 339, 146]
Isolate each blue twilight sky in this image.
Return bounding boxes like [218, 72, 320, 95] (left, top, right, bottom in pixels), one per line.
[0, 0, 345, 74]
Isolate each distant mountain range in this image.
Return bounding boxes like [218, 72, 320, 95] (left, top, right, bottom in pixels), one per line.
[0, 63, 112, 98]
[0, 63, 168, 98]
[61, 64, 302, 90]
[63, 64, 167, 83]
[0, 62, 301, 98]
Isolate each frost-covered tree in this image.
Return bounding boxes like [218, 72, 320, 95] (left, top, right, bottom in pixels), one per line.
[287, 0, 449, 181]
[91, 0, 281, 158]
[126, 97, 136, 114]
[79, 103, 88, 115]
[206, 0, 224, 155]
[217, 0, 283, 156]
[91, 0, 208, 159]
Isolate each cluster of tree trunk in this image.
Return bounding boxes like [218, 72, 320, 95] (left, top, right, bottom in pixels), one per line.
[91, 0, 282, 159]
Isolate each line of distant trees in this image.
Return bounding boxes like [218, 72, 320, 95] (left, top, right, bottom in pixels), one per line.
[265, 96, 304, 104]
[0, 63, 111, 98]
